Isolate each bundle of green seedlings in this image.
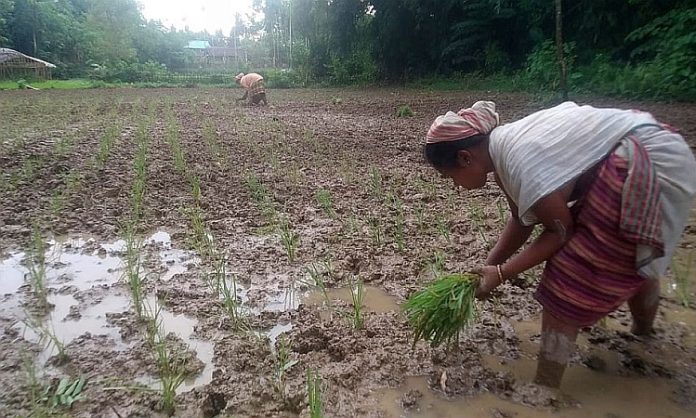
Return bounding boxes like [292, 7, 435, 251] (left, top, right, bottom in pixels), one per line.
[403, 273, 479, 348]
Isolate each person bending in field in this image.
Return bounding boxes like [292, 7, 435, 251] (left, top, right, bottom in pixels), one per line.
[234, 72, 268, 106]
[424, 101, 696, 388]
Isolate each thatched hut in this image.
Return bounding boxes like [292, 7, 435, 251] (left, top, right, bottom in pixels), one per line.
[0, 48, 56, 80]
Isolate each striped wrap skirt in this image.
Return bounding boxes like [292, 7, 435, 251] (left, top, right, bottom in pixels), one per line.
[535, 149, 650, 327]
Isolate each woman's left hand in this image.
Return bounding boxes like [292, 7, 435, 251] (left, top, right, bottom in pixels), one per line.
[474, 265, 503, 299]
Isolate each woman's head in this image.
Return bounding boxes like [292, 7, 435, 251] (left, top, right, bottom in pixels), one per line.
[424, 101, 499, 189]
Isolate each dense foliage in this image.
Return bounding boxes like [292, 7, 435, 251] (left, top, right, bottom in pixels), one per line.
[0, 0, 694, 98]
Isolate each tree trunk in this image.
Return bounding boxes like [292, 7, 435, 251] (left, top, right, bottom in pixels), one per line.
[555, 0, 568, 100]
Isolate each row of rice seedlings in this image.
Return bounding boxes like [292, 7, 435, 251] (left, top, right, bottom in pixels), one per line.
[306, 368, 324, 418]
[315, 188, 337, 219]
[165, 110, 188, 176]
[350, 279, 365, 330]
[672, 251, 693, 307]
[143, 302, 187, 416]
[274, 336, 298, 401]
[131, 121, 149, 222]
[278, 217, 300, 262]
[342, 211, 360, 236]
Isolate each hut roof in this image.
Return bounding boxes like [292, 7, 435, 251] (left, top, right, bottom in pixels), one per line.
[0, 48, 56, 68]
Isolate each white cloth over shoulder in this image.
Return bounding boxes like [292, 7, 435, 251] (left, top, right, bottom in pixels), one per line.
[489, 101, 696, 279]
[490, 102, 657, 224]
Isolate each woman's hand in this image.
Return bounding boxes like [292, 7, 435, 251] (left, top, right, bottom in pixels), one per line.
[474, 265, 503, 299]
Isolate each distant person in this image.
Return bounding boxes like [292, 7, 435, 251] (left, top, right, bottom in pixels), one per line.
[423, 101, 696, 388]
[234, 72, 268, 106]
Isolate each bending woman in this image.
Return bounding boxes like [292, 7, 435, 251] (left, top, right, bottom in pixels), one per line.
[424, 101, 696, 387]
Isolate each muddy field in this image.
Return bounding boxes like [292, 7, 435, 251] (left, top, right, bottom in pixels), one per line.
[0, 87, 695, 418]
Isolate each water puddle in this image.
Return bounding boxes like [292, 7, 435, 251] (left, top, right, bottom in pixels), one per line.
[146, 301, 215, 393]
[4, 231, 212, 392]
[303, 285, 400, 313]
[17, 293, 131, 364]
[0, 251, 26, 295]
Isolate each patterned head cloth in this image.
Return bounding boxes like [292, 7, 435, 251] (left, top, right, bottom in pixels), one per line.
[426, 101, 500, 144]
[235, 72, 245, 81]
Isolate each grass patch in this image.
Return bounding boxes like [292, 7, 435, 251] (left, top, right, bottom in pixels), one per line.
[396, 105, 414, 117]
[0, 79, 118, 90]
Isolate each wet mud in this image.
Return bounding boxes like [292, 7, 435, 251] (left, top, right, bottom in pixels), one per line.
[0, 88, 694, 417]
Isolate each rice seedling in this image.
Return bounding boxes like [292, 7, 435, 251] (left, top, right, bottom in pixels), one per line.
[274, 336, 298, 399]
[672, 251, 693, 308]
[185, 206, 213, 258]
[189, 174, 202, 206]
[20, 156, 39, 181]
[342, 211, 359, 236]
[123, 222, 146, 319]
[220, 271, 247, 331]
[306, 368, 324, 418]
[278, 217, 299, 262]
[396, 104, 414, 117]
[496, 197, 508, 226]
[427, 251, 446, 276]
[416, 176, 438, 201]
[95, 125, 120, 169]
[23, 311, 67, 363]
[245, 172, 277, 222]
[368, 216, 383, 247]
[202, 120, 225, 165]
[369, 167, 383, 197]
[403, 273, 478, 348]
[64, 170, 82, 194]
[20, 350, 50, 416]
[435, 215, 451, 243]
[50, 190, 64, 215]
[315, 188, 336, 219]
[304, 262, 331, 307]
[27, 225, 48, 307]
[350, 278, 365, 330]
[390, 194, 406, 251]
[469, 204, 491, 250]
[415, 203, 426, 230]
[143, 301, 187, 416]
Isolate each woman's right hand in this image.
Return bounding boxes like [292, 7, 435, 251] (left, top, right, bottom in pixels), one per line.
[473, 265, 503, 299]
